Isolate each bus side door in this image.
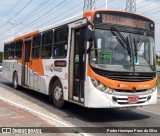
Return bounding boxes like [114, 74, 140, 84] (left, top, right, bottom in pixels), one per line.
[71, 27, 86, 103]
[22, 39, 32, 87]
[69, 19, 87, 104]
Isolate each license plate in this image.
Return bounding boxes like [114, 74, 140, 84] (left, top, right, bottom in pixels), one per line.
[128, 96, 139, 103]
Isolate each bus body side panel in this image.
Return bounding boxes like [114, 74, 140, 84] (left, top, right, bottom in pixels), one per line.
[17, 61, 22, 86]
[3, 60, 22, 85]
[2, 60, 9, 80]
[42, 58, 69, 100]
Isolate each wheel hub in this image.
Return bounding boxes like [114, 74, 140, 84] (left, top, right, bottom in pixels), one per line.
[54, 86, 62, 101]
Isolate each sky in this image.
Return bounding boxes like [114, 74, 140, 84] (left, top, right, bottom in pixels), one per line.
[0, 0, 160, 53]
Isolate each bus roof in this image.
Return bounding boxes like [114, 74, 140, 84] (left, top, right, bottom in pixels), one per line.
[5, 10, 154, 44]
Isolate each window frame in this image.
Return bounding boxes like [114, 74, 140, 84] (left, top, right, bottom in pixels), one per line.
[53, 25, 69, 59]
[15, 40, 23, 60]
[32, 34, 41, 59]
[4, 43, 10, 60]
[41, 30, 53, 59]
[9, 42, 16, 60]
[4, 42, 16, 60]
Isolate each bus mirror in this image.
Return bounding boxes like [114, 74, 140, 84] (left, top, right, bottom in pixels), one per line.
[97, 39, 102, 49]
[86, 24, 94, 41]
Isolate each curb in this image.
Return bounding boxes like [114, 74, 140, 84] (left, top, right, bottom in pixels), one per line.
[0, 97, 89, 136]
[0, 97, 71, 127]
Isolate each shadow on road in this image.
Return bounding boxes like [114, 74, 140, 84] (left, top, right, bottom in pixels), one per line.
[0, 81, 150, 125]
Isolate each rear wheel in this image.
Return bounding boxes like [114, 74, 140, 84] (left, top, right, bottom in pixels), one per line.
[51, 79, 65, 108]
[13, 72, 19, 89]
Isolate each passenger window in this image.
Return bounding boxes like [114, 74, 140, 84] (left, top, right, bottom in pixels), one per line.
[32, 34, 41, 59]
[4, 44, 9, 60]
[15, 40, 22, 59]
[41, 31, 52, 58]
[53, 26, 68, 58]
[9, 42, 15, 59]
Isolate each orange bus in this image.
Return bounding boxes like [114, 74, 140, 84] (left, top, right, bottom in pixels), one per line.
[3, 10, 157, 108]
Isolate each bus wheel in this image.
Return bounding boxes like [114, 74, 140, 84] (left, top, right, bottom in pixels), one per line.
[13, 72, 19, 89]
[52, 79, 65, 108]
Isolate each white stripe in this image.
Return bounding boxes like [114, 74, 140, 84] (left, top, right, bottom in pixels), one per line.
[0, 96, 71, 127]
[0, 96, 90, 136]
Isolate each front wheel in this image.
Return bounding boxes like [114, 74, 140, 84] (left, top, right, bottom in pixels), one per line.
[51, 79, 65, 108]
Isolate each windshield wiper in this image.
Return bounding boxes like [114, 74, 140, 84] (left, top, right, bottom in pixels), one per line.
[111, 27, 127, 49]
[111, 27, 132, 61]
[134, 38, 138, 64]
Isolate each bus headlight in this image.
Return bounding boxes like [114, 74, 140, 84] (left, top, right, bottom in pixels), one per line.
[97, 83, 106, 91]
[90, 77, 114, 94]
[91, 77, 99, 87]
[105, 87, 114, 94]
[148, 86, 156, 93]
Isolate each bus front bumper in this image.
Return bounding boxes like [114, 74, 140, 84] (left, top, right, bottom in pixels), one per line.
[86, 87, 157, 108]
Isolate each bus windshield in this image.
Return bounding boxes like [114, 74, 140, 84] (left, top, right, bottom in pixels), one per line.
[90, 29, 155, 73]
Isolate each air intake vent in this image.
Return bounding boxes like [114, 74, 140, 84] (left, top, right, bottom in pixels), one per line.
[107, 75, 154, 82]
[91, 67, 156, 82]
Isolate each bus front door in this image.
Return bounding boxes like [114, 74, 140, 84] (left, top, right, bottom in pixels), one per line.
[72, 27, 86, 103]
[22, 40, 31, 87]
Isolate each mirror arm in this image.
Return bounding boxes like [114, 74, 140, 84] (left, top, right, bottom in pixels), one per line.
[87, 40, 93, 54]
[87, 21, 94, 27]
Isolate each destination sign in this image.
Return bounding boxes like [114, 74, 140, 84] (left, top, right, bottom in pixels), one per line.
[102, 14, 149, 29]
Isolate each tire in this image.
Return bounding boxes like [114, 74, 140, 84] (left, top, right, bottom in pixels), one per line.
[51, 79, 65, 108]
[13, 72, 19, 89]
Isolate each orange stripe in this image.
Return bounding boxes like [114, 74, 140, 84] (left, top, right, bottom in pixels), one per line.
[14, 30, 39, 41]
[83, 10, 95, 22]
[30, 59, 44, 75]
[17, 59, 44, 76]
[88, 65, 157, 90]
[83, 10, 154, 24]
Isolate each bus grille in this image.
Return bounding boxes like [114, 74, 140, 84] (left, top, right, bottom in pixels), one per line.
[92, 67, 156, 82]
[114, 89, 148, 93]
[112, 96, 149, 105]
[107, 76, 154, 82]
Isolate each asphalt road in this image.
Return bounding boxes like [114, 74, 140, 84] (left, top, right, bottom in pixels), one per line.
[0, 74, 160, 136]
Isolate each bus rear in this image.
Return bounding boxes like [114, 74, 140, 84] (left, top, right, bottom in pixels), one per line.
[85, 10, 157, 108]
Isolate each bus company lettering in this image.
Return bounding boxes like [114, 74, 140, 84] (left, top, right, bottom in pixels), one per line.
[139, 84, 150, 88]
[45, 64, 54, 72]
[54, 67, 62, 72]
[118, 84, 128, 88]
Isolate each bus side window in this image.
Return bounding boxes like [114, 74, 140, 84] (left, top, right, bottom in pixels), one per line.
[9, 42, 15, 60]
[4, 44, 9, 60]
[32, 34, 41, 59]
[15, 40, 22, 59]
[53, 26, 68, 58]
[41, 30, 52, 59]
